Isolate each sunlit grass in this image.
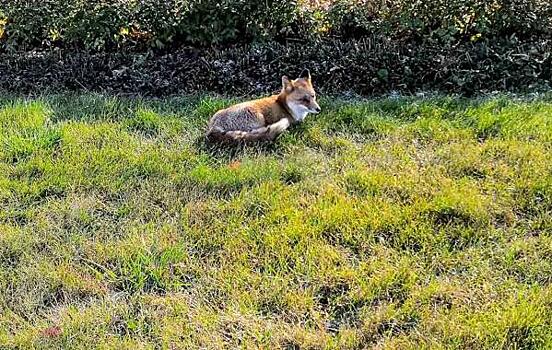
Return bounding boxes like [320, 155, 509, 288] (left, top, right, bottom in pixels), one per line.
[1, 93, 551, 349]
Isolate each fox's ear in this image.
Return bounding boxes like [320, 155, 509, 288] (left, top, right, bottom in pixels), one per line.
[282, 75, 293, 91]
[299, 69, 311, 80]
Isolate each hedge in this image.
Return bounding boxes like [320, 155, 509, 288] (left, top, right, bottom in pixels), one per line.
[0, 1, 550, 95]
[1, 37, 550, 96]
[1, 0, 550, 51]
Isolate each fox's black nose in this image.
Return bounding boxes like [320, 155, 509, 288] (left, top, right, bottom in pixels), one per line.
[315, 106, 321, 113]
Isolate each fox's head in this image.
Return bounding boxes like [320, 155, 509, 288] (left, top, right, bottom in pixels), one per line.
[281, 69, 321, 122]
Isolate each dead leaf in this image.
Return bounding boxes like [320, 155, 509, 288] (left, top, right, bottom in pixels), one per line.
[41, 326, 62, 338]
[228, 160, 241, 170]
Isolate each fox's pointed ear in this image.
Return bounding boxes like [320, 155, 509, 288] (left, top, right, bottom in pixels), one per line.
[299, 69, 311, 80]
[282, 75, 293, 92]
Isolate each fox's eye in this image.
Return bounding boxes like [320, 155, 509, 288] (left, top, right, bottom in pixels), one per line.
[302, 97, 310, 103]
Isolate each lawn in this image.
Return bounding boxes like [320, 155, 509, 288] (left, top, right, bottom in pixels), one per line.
[1, 93, 551, 349]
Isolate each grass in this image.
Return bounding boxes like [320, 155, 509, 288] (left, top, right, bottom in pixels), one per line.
[0, 93, 551, 349]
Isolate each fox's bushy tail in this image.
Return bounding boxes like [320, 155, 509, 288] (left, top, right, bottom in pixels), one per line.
[206, 126, 276, 144]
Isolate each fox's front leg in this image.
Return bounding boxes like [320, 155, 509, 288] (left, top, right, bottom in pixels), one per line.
[223, 118, 291, 142]
[236, 117, 291, 139]
[260, 118, 291, 141]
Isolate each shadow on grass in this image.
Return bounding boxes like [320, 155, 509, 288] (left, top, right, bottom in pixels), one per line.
[192, 133, 288, 161]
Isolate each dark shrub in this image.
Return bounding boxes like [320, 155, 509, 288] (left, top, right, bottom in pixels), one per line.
[1, 37, 550, 96]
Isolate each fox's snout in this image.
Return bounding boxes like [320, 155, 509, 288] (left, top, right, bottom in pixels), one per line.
[311, 101, 321, 114]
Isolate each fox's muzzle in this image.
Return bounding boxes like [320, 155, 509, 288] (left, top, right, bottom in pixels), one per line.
[311, 102, 321, 114]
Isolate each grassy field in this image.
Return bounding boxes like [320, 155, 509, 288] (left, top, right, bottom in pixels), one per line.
[0, 93, 551, 349]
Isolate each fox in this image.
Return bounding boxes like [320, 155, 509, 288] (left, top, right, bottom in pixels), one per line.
[206, 69, 321, 144]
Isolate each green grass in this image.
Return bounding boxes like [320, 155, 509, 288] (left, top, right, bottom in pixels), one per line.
[1, 93, 551, 349]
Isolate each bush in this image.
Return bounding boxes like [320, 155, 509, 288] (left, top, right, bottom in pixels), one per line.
[1, 0, 550, 51]
[0, 0, 302, 50]
[324, 0, 552, 42]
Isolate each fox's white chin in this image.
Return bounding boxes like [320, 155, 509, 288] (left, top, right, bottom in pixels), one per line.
[288, 103, 311, 122]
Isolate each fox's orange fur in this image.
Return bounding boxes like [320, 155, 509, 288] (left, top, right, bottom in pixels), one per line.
[206, 69, 321, 144]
